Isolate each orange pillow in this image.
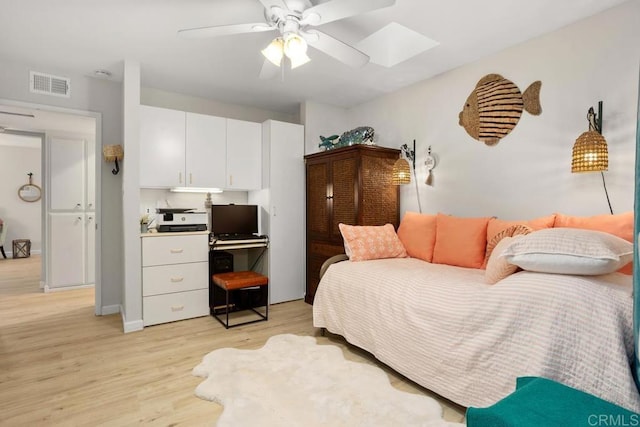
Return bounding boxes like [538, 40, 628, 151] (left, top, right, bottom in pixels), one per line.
[487, 215, 556, 244]
[432, 213, 491, 269]
[338, 223, 407, 262]
[554, 211, 634, 274]
[396, 212, 437, 262]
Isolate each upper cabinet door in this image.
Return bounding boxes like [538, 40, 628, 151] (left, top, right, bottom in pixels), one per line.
[185, 113, 226, 188]
[50, 137, 85, 211]
[226, 119, 261, 190]
[139, 105, 186, 188]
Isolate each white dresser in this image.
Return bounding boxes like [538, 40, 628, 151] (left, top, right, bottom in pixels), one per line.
[141, 232, 209, 326]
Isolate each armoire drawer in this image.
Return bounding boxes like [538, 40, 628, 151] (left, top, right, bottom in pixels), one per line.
[143, 288, 209, 326]
[142, 261, 208, 297]
[142, 234, 208, 266]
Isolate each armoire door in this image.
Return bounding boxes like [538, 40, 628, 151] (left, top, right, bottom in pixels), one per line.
[306, 161, 330, 241]
[329, 156, 358, 241]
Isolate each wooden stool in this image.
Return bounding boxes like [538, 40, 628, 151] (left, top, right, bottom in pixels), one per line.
[12, 239, 31, 259]
[212, 271, 268, 329]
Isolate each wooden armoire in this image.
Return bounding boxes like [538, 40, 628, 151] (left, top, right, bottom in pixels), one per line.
[304, 145, 400, 303]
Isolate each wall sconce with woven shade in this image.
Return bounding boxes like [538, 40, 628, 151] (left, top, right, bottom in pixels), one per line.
[571, 101, 613, 214]
[392, 140, 423, 212]
[103, 144, 124, 175]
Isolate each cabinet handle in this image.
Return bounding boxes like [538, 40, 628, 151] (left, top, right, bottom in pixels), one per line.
[326, 195, 334, 199]
[189, 173, 193, 184]
[179, 172, 182, 184]
[76, 203, 81, 208]
[77, 216, 83, 221]
[229, 174, 233, 186]
[170, 305, 184, 312]
[88, 216, 94, 221]
[87, 203, 93, 208]
[170, 248, 184, 254]
[170, 277, 184, 283]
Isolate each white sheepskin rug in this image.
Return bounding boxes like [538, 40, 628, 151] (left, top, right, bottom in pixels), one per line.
[192, 334, 464, 426]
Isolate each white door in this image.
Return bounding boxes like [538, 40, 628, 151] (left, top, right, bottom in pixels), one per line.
[139, 105, 186, 187]
[226, 119, 261, 190]
[185, 113, 226, 188]
[50, 137, 85, 211]
[86, 212, 96, 285]
[266, 121, 305, 303]
[49, 213, 85, 288]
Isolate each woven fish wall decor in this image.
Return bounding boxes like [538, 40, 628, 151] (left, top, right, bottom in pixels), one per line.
[458, 74, 542, 146]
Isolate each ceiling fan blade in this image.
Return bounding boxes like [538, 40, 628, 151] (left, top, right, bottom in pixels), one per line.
[305, 30, 369, 68]
[302, 0, 396, 26]
[257, 0, 288, 11]
[178, 23, 274, 39]
[259, 59, 282, 80]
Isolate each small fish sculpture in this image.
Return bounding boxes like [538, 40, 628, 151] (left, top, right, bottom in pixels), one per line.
[318, 134, 339, 150]
[459, 74, 542, 146]
[339, 126, 375, 146]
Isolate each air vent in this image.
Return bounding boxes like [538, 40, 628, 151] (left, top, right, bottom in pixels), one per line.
[29, 71, 71, 98]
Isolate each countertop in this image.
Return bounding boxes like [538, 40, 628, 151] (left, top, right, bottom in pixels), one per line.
[140, 230, 209, 238]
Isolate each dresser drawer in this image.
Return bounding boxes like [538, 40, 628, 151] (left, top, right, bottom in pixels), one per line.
[143, 289, 209, 326]
[142, 234, 208, 266]
[143, 262, 208, 296]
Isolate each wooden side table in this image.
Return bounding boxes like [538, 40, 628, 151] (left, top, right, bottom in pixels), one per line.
[12, 239, 31, 259]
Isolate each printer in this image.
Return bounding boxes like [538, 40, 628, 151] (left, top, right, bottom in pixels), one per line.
[155, 208, 207, 232]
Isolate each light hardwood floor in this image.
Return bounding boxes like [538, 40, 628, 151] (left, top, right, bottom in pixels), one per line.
[0, 256, 465, 425]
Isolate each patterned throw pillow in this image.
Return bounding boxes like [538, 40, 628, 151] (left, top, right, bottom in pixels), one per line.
[338, 223, 408, 262]
[484, 224, 533, 265]
[485, 236, 523, 284]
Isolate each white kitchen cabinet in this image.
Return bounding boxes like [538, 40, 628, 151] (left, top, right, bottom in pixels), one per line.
[139, 105, 186, 188]
[140, 106, 259, 190]
[185, 112, 226, 188]
[249, 120, 305, 303]
[226, 118, 262, 190]
[141, 233, 209, 326]
[50, 137, 85, 211]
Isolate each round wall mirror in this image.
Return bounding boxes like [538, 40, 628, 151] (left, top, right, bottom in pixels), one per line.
[18, 183, 42, 202]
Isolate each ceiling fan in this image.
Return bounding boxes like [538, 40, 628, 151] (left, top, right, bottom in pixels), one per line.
[178, 0, 396, 77]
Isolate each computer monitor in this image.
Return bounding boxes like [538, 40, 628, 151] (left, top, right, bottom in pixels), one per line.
[210, 204, 258, 236]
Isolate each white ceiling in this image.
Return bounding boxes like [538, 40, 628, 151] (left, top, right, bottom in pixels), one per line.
[0, 0, 629, 116]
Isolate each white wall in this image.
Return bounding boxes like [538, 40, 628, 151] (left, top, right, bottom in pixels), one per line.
[141, 87, 298, 124]
[339, 1, 639, 220]
[300, 101, 349, 155]
[0, 135, 42, 254]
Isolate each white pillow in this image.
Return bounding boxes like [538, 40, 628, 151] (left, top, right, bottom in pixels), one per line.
[500, 228, 633, 275]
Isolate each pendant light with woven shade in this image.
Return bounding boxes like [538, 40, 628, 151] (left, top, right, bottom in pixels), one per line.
[392, 140, 422, 213]
[571, 101, 613, 214]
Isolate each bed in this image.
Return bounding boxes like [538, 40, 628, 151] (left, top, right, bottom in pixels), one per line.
[313, 257, 640, 412]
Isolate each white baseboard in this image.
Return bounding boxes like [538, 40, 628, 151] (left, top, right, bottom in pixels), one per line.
[101, 304, 120, 315]
[3, 250, 41, 258]
[121, 306, 144, 333]
[44, 283, 95, 293]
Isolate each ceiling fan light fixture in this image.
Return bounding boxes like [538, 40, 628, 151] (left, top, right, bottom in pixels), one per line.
[284, 33, 308, 60]
[290, 52, 311, 69]
[261, 37, 284, 66]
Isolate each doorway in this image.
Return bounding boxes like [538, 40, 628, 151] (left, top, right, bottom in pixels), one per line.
[0, 100, 101, 314]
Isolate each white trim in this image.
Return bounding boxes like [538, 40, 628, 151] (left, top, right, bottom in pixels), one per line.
[101, 304, 120, 315]
[121, 305, 144, 333]
[44, 283, 94, 293]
